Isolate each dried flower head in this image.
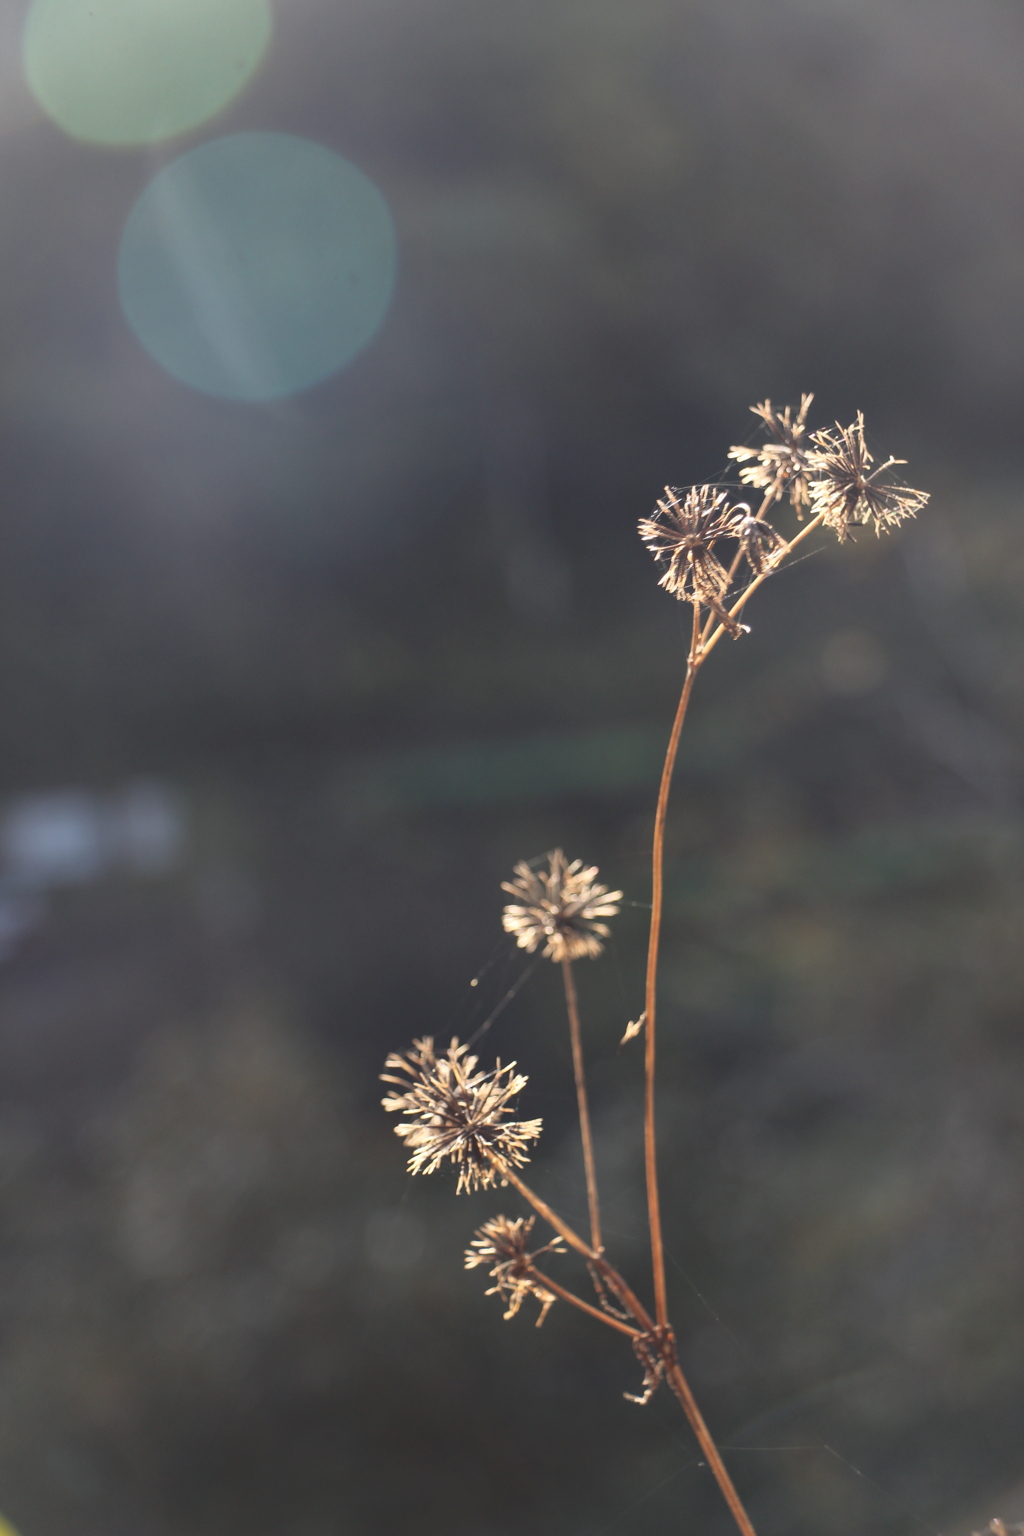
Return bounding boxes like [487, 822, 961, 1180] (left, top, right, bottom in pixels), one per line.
[638, 485, 745, 634]
[381, 1037, 542, 1194]
[502, 849, 622, 963]
[807, 413, 929, 541]
[465, 1214, 565, 1325]
[728, 394, 814, 515]
[727, 502, 787, 577]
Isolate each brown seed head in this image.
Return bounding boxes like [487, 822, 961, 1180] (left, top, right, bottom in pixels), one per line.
[502, 849, 622, 962]
[381, 1037, 542, 1194]
[638, 485, 746, 635]
[807, 413, 929, 541]
[465, 1214, 565, 1325]
[726, 503, 787, 577]
[728, 394, 815, 515]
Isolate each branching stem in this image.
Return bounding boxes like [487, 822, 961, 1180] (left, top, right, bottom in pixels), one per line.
[524, 1265, 640, 1339]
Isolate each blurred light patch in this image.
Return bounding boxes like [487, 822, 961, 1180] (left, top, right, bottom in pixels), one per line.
[117, 132, 397, 400]
[0, 780, 187, 891]
[22, 0, 271, 146]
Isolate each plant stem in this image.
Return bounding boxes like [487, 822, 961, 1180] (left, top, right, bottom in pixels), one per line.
[701, 510, 826, 661]
[643, 600, 703, 1330]
[524, 1266, 640, 1339]
[492, 1158, 654, 1329]
[699, 483, 780, 648]
[666, 1362, 758, 1536]
[494, 1159, 758, 1536]
[561, 955, 602, 1253]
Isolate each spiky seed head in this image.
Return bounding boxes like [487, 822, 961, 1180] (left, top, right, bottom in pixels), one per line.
[728, 394, 815, 515]
[381, 1037, 542, 1194]
[806, 413, 929, 540]
[465, 1214, 565, 1325]
[502, 849, 622, 963]
[638, 485, 747, 635]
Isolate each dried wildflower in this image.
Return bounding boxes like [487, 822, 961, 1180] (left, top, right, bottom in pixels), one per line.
[502, 849, 622, 963]
[638, 485, 745, 635]
[381, 1037, 542, 1194]
[807, 413, 929, 541]
[728, 394, 815, 515]
[727, 502, 787, 577]
[465, 1214, 565, 1325]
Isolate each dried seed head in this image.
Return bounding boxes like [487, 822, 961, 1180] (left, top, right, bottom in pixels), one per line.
[381, 1037, 542, 1194]
[638, 485, 746, 635]
[465, 1214, 565, 1325]
[728, 394, 815, 515]
[726, 503, 787, 577]
[807, 413, 929, 541]
[502, 849, 622, 963]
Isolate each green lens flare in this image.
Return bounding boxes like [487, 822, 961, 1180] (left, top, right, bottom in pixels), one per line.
[117, 133, 398, 401]
[23, 0, 272, 146]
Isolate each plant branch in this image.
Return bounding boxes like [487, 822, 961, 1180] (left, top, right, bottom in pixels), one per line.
[643, 600, 703, 1329]
[700, 482, 780, 647]
[524, 1265, 641, 1339]
[491, 1157, 655, 1329]
[701, 511, 826, 661]
[561, 955, 602, 1252]
[666, 1361, 758, 1536]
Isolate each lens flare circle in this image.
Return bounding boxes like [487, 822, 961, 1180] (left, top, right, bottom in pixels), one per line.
[23, 0, 272, 146]
[117, 133, 398, 401]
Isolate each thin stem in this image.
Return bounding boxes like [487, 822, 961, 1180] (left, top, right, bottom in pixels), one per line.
[490, 1158, 593, 1259]
[701, 511, 826, 662]
[492, 1158, 655, 1330]
[493, 1164, 758, 1535]
[700, 482, 780, 647]
[561, 955, 602, 1252]
[666, 1362, 758, 1536]
[644, 601, 703, 1329]
[524, 1265, 641, 1339]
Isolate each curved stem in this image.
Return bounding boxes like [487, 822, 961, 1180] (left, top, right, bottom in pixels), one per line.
[561, 956, 602, 1252]
[644, 601, 703, 1329]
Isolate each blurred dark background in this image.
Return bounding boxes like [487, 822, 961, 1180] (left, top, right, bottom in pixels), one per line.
[1, 0, 1024, 1533]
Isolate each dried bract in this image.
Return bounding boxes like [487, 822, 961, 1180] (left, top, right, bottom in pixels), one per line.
[638, 485, 745, 635]
[727, 503, 787, 577]
[381, 1037, 542, 1194]
[465, 1214, 565, 1325]
[728, 395, 814, 515]
[807, 413, 929, 541]
[624, 1325, 674, 1406]
[502, 848, 622, 963]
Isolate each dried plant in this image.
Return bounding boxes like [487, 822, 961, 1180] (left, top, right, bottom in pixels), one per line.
[382, 399, 929, 1536]
[501, 849, 622, 964]
[638, 484, 745, 634]
[728, 392, 815, 514]
[464, 1215, 565, 1324]
[381, 1037, 541, 1194]
[806, 411, 929, 540]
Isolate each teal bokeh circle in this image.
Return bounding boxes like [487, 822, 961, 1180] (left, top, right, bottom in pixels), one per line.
[23, 0, 272, 147]
[117, 133, 398, 401]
